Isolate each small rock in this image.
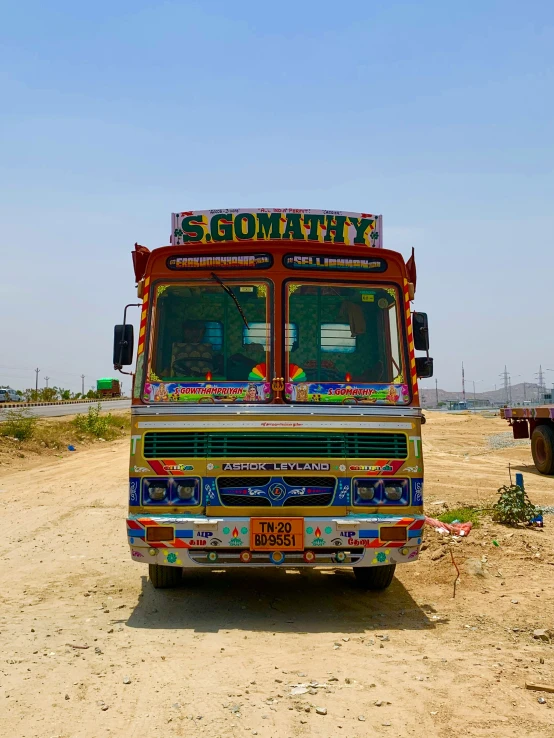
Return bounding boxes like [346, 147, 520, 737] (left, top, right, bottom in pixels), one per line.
[382, 722, 391, 726]
[308, 688, 318, 695]
[304, 707, 311, 713]
[533, 629, 551, 642]
[123, 676, 131, 684]
[538, 697, 547, 704]
[342, 637, 350, 642]
[375, 700, 383, 707]
[345, 678, 352, 684]
[358, 715, 366, 721]
[101, 705, 109, 711]
[315, 707, 327, 715]
[431, 550, 445, 561]
[511, 599, 519, 604]
[540, 657, 545, 664]
[291, 686, 308, 696]
[300, 719, 307, 724]
[65, 694, 70, 700]
[95, 647, 103, 654]
[107, 629, 114, 634]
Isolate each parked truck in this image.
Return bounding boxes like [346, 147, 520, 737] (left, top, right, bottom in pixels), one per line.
[96, 378, 122, 398]
[501, 406, 554, 474]
[114, 208, 433, 589]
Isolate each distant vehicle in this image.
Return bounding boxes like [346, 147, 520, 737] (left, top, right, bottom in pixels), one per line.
[502, 406, 554, 475]
[96, 378, 122, 398]
[0, 388, 21, 402]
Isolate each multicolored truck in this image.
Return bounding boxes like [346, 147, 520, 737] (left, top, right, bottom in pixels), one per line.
[501, 405, 554, 474]
[114, 209, 433, 589]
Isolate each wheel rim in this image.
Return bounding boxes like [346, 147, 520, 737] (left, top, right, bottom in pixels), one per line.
[535, 436, 546, 465]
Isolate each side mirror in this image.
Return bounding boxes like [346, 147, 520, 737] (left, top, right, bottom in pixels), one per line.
[113, 324, 134, 368]
[416, 357, 433, 378]
[412, 312, 429, 351]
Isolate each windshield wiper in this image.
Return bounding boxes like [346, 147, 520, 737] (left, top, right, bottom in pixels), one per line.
[210, 272, 250, 330]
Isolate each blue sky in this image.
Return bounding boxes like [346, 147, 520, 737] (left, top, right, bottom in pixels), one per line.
[1, 1, 553, 394]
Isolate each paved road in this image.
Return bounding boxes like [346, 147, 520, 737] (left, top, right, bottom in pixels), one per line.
[0, 399, 131, 419]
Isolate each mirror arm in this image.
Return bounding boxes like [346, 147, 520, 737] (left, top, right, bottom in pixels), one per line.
[114, 303, 141, 373]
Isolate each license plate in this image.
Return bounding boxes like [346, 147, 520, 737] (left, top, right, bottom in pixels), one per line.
[250, 518, 304, 551]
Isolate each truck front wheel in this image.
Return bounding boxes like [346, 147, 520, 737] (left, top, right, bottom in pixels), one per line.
[353, 564, 396, 590]
[149, 564, 182, 589]
[531, 425, 554, 475]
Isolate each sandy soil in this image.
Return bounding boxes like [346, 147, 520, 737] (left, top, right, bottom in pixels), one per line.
[0, 411, 553, 738]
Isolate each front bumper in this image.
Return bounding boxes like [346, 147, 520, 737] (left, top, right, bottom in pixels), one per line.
[127, 514, 424, 568]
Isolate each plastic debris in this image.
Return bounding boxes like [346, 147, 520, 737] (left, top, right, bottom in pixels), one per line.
[425, 516, 473, 537]
[67, 445, 76, 451]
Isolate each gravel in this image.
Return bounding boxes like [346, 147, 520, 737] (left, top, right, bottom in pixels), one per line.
[487, 433, 530, 450]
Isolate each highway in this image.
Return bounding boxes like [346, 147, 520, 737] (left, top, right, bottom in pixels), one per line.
[0, 399, 131, 420]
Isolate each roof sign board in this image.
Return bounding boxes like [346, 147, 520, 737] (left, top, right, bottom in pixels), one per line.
[171, 209, 382, 248]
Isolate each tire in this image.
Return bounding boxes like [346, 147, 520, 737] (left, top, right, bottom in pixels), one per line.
[353, 564, 396, 591]
[149, 564, 182, 589]
[531, 425, 554, 475]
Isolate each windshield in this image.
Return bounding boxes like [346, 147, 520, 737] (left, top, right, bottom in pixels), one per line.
[285, 282, 409, 404]
[144, 281, 272, 403]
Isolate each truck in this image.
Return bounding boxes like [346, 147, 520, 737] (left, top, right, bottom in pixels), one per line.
[501, 405, 554, 474]
[96, 378, 121, 398]
[114, 208, 433, 589]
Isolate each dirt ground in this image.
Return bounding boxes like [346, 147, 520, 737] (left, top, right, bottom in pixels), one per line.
[1, 410, 553, 738]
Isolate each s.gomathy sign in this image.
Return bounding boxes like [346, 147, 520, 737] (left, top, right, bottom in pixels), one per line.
[171, 209, 382, 247]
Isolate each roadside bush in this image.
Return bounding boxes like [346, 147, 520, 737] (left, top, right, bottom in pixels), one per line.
[73, 404, 114, 439]
[492, 484, 540, 526]
[0, 410, 37, 441]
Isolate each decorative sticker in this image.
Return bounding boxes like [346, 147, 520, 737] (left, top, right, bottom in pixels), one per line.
[283, 254, 387, 272]
[412, 478, 424, 506]
[144, 381, 270, 403]
[167, 253, 272, 270]
[129, 478, 140, 505]
[285, 382, 410, 405]
[171, 209, 382, 248]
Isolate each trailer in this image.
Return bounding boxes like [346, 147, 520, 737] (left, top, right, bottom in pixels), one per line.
[501, 406, 554, 474]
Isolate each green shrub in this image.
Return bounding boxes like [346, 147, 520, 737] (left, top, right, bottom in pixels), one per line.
[73, 404, 114, 438]
[492, 484, 540, 526]
[0, 410, 37, 441]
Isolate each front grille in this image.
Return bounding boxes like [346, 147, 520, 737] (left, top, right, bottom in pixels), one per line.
[283, 492, 334, 507]
[144, 432, 407, 458]
[219, 494, 271, 507]
[217, 477, 271, 489]
[282, 476, 335, 488]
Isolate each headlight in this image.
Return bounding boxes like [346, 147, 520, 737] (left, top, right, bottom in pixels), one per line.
[358, 485, 376, 500]
[176, 484, 196, 500]
[384, 485, 403, 501]
[149, 485, 167, 501]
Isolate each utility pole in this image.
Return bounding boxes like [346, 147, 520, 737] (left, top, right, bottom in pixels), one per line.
[435, 377, 439, 406]
[44, 376, 50, 388]
[536, 365, 545, 403]
[461, 362, 466, 405]
[500, 366, 509, 404]
[35, 367, 40, 395]
[81, 374, 85, 396]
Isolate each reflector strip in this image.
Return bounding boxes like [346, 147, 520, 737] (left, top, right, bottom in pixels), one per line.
[380, 526, 408, 542]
